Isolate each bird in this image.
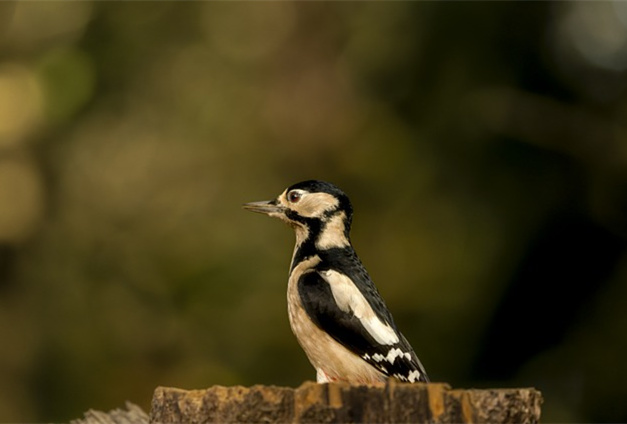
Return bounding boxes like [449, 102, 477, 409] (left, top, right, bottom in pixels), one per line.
[243, 180, 429, 384]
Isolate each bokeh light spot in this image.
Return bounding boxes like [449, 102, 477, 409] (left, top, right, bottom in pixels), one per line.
[0, 65, 44, 148]
[0, 157, 44, 243]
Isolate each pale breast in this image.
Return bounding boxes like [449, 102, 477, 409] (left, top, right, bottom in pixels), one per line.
[287, 256, 386, 384]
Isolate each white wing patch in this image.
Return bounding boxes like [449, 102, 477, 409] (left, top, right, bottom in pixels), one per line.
[393, 370, 422, 382]
[363, 348, 411, 364]
[321, 269, 400, 346]
[407, 370, 422, 382]
[374, 348, 411, 364]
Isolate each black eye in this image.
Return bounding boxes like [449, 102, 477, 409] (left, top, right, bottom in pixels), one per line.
[288, 191, 301, 203]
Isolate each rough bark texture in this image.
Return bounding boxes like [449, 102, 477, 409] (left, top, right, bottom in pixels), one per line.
[149, 382, 542, 424]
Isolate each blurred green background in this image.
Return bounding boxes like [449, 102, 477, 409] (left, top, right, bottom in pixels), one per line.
[1, 2, 626, 422]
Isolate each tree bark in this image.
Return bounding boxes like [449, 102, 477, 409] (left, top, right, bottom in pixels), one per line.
[149, 381, 542, 424]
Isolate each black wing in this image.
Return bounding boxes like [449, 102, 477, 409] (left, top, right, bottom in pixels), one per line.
[298, 269, 429, 383]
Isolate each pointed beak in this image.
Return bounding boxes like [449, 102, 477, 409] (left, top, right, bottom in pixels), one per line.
[242, 200, 285, 215]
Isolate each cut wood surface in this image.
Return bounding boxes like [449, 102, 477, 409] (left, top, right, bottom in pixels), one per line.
[149, 381, 542, 423]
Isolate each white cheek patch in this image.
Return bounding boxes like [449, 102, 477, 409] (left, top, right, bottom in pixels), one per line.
[316, 212, 350, 250]
[296, 193, 339, 218]
[321, 270, 399, 346]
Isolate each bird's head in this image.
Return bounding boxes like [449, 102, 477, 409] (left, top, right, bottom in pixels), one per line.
[243, 180, 353, 249]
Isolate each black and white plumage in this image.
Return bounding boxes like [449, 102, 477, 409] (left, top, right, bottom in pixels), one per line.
[243, 180, 429, 384]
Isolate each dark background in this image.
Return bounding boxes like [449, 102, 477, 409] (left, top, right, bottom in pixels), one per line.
[0, 2, 626, 422]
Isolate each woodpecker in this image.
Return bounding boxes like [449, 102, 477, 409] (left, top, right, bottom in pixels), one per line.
[243, 180, 429, 384]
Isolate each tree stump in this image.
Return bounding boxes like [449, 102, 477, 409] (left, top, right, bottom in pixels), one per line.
[149, 381, 542, 423]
